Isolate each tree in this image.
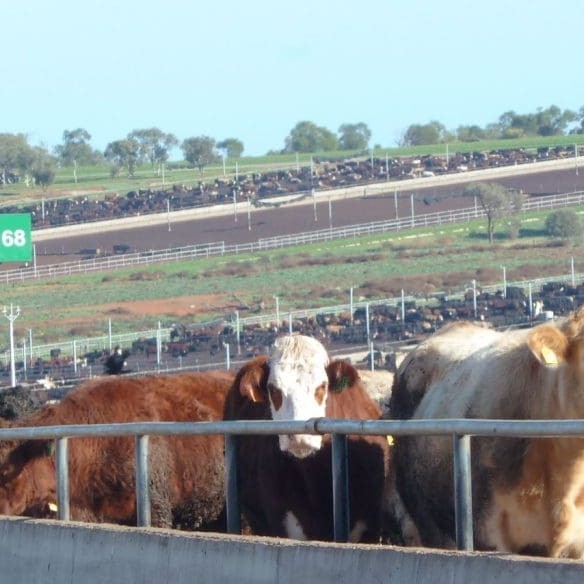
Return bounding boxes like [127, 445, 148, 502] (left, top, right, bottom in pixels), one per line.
[456, 125, 486, 142]
[338, 123, 371, 151]
[0, 133, 37, 184]
[400, 121, 448, 146]
[284, 121, 338, 153]
[545, 209, 583, 239]
[104, 139, 140, 176]
[535, 105, 576, 136]
[30, 146, 57, 189]
[127, 128, 178, 167]
[181, 136, 219, 173]
[54, 128, 101, 166]
[498, 106, 577, 138]
[217, 138, 244, 158]
[463, 182, 522, 243]
[572, 105, 584, 134]
[32, 166, 56, 189]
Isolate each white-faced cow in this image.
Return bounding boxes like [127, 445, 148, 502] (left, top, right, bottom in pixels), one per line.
[223, 333, 391, 543]
[0, 370, 235, 531]
[389, 310, 584, 558]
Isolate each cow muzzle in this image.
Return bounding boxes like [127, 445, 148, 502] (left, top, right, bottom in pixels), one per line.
[280, 433, 323, 458]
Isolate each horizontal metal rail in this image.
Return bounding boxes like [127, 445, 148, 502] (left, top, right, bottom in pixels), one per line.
[2, 417, 584, 549]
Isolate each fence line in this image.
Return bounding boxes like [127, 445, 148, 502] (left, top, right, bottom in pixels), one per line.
[4, 416, 584, 549]
[2, 190, 584, 286]
[3, 267, 584, 369]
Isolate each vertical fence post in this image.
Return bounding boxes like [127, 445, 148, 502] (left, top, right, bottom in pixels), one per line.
[365, 303, 370, 343]
[225, 434, 241, 534]
[55, 437, 70, 521]
[135, 435, 151, 527]
[453, 433, 473, 550]
[331, 433, 349, 542]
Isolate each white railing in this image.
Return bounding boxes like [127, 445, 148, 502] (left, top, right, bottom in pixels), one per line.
[3, 190, 584, 286]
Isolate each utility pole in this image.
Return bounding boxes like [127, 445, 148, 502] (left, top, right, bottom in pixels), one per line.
[3, 304, 21, 387]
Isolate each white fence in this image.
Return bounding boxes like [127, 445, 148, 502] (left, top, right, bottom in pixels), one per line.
[1, 190, 583, 286]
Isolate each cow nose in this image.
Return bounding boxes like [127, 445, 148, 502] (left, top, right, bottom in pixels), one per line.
[280, 433, 323, 458]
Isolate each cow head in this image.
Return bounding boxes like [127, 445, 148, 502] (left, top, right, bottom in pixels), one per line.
[527, 307, 584, 415]
[0, 439, 56, 517]
[237, 334, 354, 458]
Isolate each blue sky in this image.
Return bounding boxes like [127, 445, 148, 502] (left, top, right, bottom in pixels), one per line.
[3, 0, 582, 157]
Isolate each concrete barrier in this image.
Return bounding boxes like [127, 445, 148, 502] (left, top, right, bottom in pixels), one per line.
[0, 517, 582, 583]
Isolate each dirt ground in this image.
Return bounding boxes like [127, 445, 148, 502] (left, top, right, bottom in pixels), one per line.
[100, 294, 236, 319]
[29, 166, 584, 265]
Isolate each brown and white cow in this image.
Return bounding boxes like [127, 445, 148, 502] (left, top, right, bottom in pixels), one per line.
[389, 310, 584, 558]
[388, 321, 499, 420]
[0, 370, 234, 531]
[223, 333, 391, 543]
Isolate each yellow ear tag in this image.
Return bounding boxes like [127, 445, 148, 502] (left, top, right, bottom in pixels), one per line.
[541, 346, 558, 366]
[48, 502, 58, 513]
[386, 435, 394, 447]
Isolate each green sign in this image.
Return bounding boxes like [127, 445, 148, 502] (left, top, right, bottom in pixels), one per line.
[0, 214, 32, 262]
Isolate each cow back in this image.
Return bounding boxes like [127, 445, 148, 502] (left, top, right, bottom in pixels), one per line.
[0, 370, 235, 530]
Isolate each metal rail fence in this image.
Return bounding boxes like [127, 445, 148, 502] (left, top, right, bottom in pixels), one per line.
[3, 417, 584, 549]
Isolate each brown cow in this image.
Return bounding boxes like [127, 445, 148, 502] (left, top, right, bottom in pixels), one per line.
[223, 333, 391, 543]
[389, 310, 584, 558]
[0, 370, 234, 531]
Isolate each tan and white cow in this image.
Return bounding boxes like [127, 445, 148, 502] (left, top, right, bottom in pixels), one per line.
[389, 310, 584, 559]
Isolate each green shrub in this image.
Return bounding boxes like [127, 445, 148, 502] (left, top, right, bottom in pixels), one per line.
[545, 209, 583, 238]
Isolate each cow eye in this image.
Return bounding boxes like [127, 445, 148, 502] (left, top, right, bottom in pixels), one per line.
[267, 383, 283, 410]
[315, 382, 327, 405]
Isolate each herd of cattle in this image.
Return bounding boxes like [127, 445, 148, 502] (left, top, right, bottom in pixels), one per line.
[2, 144, 577, 234]
[1, 313, 584, 559]
[5, 275, 580, 385]
[115, 277, 584, 372]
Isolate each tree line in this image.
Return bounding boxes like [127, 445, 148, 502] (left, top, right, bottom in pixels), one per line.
[2, 104, 584, 187]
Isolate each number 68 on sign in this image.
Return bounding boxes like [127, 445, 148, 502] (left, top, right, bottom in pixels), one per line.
[0, 214, 32, 262]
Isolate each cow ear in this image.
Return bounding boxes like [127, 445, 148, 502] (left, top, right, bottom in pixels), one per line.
[327, 360, 358, 393]
[527, 325, 568, 367]
[7, 440, 53, 469]
[238, 356, 269, 403]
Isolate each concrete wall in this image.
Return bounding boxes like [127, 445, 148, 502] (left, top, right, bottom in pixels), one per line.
[0, 517, 582, 584]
